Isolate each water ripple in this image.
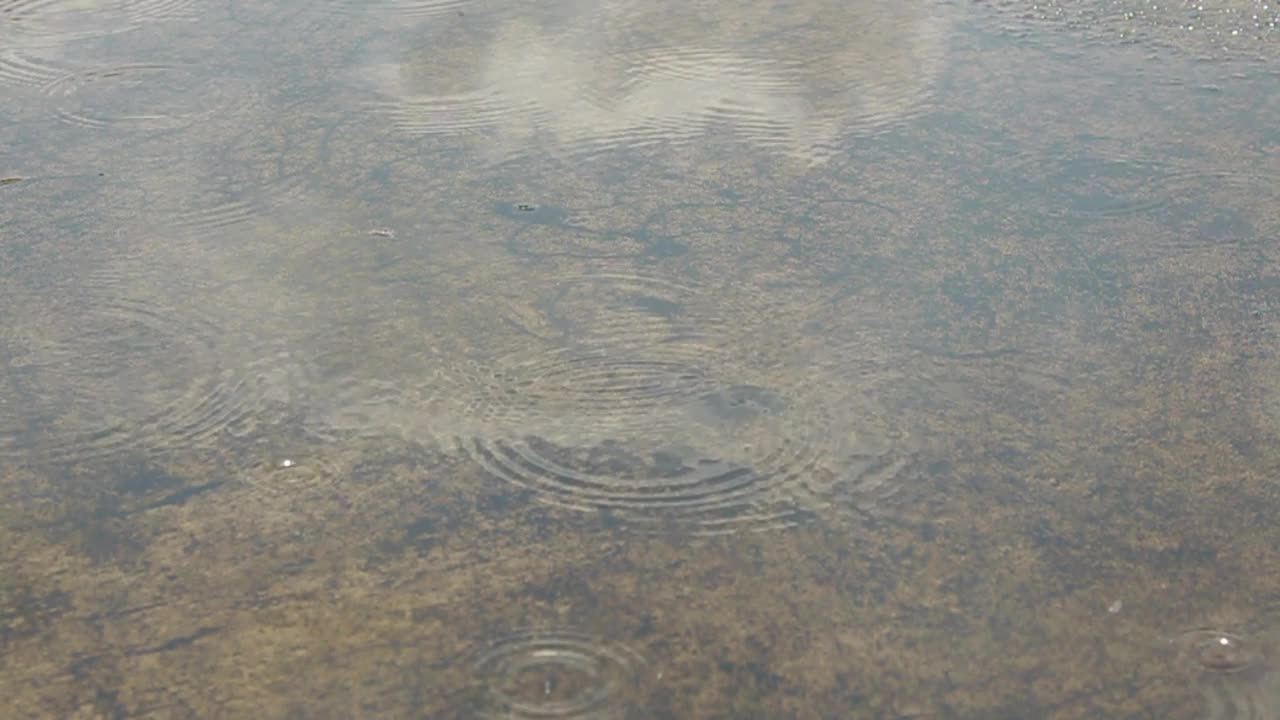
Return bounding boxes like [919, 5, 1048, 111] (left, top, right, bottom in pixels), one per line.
[0, 0, 198, 47]
[443, 347, 915, 535]
[0, 287, 269, 466]
[0, 49, 67, 88]
[1005, 151, 1279, 244]
[471, 628, 646, 719]
[1170, 628, 1280, 719]
[331, 0, 469, 20]
[975, 0, 1280, 60]
[170, 120, 322, 234]
[538, 273, 728, 349]
[40, 63, 219, 131]
[238, 452, 348, 501]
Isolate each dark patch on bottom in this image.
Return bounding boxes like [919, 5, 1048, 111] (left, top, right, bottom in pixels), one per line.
[126, 626, 222, 656]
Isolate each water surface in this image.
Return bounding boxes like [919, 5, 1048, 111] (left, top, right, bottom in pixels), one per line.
[2, 0, 1279, 717]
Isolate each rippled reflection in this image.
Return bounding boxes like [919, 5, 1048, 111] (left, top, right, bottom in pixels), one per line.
[358, 0, 951, 165]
